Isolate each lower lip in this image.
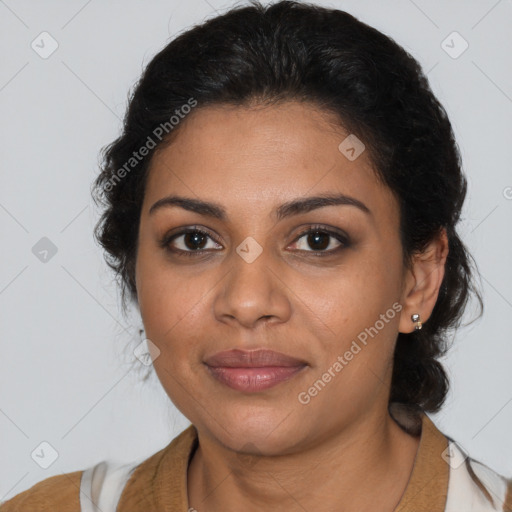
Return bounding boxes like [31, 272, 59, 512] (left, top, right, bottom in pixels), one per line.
[205, 365, 306, 392]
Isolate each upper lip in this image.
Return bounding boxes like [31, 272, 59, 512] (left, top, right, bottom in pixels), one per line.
[204, 349, 307, 368]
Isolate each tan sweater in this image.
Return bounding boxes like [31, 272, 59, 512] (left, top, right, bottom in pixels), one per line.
[2, 411, 511, 511]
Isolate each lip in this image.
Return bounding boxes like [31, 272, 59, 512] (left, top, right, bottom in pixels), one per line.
[204, 348, 307, 368]
[204, 349, 308, 392]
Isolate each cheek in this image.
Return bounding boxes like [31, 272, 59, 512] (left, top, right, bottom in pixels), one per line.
[135, 257, 219, 404]
[136, 240, 205, 334]
[312, 250, 402, 330]
[304, 249, 403, 389]
[139, 272, 209, 352]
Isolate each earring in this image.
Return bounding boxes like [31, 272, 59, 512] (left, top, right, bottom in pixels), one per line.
[411, 313, 422, 330]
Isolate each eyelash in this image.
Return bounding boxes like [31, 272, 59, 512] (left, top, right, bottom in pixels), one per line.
[160, 224, 350, 259]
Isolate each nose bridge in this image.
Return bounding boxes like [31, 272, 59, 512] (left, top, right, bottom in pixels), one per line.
[227, 237, 274, 307]
[213, 236, 291, 327]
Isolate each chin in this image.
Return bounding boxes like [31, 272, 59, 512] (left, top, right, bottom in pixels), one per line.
[200, 404, 306, 456]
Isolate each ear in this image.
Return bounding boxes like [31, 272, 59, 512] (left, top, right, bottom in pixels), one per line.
[398, 228, 449, 334]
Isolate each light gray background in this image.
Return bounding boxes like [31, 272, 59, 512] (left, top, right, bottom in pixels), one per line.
[1, 0, 511, 501]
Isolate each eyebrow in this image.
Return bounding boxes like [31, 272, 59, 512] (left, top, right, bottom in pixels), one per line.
[149, 193, 371, 221]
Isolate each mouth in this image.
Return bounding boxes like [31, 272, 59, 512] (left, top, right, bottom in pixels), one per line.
[204, 348, 308, 392]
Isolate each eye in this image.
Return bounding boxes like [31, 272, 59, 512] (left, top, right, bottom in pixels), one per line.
[289, 225, 349, 255]
[160, 224, 350, 259]
[161, 227, 222, 257]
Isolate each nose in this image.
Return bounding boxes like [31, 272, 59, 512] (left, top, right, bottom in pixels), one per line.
[212, 243, 292, 329]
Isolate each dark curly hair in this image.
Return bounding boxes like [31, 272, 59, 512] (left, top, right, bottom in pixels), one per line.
[91, 0, 483, 413]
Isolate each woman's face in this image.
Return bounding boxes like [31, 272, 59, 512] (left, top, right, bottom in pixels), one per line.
[135, 101, 411, 455]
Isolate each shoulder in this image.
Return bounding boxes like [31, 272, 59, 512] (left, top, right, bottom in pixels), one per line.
[445, 439, 512, 512]
[0, 426, 198, 512]
[0, 470, 83, 512]
[506, 480, 512, 512]
[117, 425, 198, 510]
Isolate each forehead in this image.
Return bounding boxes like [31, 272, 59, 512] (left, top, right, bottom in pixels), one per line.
[142, 101, 397, 225]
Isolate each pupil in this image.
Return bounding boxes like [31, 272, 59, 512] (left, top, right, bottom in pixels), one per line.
[308, 231, 329, 250]
[185, 232, 207, 250]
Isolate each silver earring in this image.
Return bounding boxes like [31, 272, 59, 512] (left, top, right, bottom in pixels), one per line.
[411, 313, 422, 330]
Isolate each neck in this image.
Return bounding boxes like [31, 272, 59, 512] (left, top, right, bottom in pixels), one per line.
[187, 406, 421, 512]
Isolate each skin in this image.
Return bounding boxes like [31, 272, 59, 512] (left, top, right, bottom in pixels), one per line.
[135, 101, 449, 511]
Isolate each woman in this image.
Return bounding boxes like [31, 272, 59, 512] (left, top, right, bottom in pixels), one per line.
[2, 1, 511, 511]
